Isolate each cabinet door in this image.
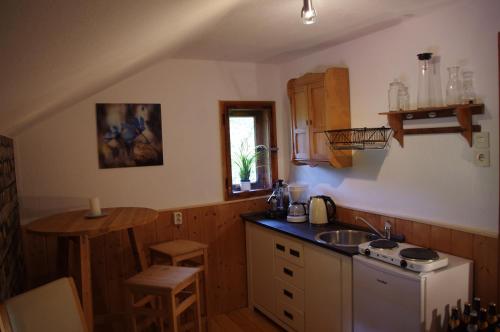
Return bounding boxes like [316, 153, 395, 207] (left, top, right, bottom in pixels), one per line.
[246, 223, 275, 314]
[304, 244, 352, 332]
[308, 82, 329, 161]
[290, 86, 310, 160]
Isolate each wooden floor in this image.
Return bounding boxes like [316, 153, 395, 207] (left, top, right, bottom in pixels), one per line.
[209, 307, 284, 332]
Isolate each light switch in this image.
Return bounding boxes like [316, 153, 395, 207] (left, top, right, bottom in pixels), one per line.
[473, 150, 490, 167]
[473, 132, 489, 149]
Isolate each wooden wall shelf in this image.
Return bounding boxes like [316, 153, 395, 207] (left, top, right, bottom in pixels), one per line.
[379, 104, 484, 147]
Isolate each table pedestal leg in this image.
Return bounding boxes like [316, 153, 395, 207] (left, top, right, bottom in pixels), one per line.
[127, 228, 148, 272]
[79, 235, 93, 331]
[56, 237, 69, 278]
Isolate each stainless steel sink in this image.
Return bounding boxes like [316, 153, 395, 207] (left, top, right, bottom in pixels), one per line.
[315, 230, 376, 247]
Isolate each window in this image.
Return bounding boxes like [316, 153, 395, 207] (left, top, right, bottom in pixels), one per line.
[220, 101, 278, 200]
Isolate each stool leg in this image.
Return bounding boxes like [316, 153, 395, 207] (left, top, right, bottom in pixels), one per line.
[194, 274, 202, 332]
[202, 248, 209, 318]
[157, 295, 165, 332]
[169, 292, 179, 332]
[127, 289, 138, 332]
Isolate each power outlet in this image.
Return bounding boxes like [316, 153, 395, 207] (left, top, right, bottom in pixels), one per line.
[173, 212, 183, 225]
[474, 150, 490, 167]
[473, 132, 489, 149]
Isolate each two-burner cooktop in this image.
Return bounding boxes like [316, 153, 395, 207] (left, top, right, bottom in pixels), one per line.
[358, 240, 448, 272]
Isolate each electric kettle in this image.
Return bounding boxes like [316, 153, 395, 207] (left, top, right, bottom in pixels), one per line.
[308, 195, 336, 225]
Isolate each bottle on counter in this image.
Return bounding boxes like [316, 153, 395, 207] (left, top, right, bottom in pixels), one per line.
[487, 303, 498, 328]
[448, 306, 461, 331]
[473, 298, 482, 315]
[462, 303, 473, 330]
[478, 308, 488, 331]
[467, 312, 479, 332]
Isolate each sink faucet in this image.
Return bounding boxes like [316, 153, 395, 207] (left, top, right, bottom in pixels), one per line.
[384, 222, 391, 240]
[355, 216, 391, 239]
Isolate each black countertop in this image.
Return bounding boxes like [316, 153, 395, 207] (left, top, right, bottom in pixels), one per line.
[241, 211, 368, 256]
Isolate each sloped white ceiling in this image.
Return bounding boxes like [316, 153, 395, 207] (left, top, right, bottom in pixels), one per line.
[0, 0, 455, 135]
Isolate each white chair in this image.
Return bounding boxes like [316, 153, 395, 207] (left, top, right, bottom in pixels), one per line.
[0, 277, 88, 332]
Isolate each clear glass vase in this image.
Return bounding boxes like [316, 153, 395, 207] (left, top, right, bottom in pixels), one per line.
[446, 66, 462, 105]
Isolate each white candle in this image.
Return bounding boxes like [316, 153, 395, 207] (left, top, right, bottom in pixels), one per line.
[89, 197, 101, 216]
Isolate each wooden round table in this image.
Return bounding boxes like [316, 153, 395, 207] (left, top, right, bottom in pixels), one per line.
[25, 207, 159, 331]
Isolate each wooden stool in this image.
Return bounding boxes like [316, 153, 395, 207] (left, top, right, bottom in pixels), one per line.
[150, 240, 209, 317]
[125, 265, 202, 332]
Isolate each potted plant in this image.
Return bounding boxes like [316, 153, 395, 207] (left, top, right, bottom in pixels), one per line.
[233, 141, 267, 192]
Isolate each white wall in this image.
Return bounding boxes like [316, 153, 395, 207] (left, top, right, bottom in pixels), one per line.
[281, 0, 499, 235]
[15, 59, 288, 223]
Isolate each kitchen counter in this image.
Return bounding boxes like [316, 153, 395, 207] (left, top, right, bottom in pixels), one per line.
[241, 211, 366, 256]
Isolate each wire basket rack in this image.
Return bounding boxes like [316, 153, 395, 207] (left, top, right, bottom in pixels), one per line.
[324, 127, 393, 150]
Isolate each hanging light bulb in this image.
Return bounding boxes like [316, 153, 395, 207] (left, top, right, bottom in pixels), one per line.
[301, 0, 317, 25]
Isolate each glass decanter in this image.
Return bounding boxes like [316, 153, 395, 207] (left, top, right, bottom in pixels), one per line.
[462, 71, 476, 104]
[445, 66, 462, 105]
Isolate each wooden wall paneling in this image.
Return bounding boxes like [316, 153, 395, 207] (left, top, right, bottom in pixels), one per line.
[214, 201, 248, 314]
[104, 231, 125, 331]
[450, 230, 474, 260]
[473, 234, 498, 305]
[394, 218, 413, 242]
[430, 225, 452, 254]
[90, 236, 109, 316]
[410, 222, 431, 248]
[45, 236, 59, 278]
[22, 231, 48, 289]
[155, 211, 174, 243]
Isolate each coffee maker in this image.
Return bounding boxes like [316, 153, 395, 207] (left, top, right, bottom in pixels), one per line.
[287, 183, 308, 223]
[267, 179, 288, 218]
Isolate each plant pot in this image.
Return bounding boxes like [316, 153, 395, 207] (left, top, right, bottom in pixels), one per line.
[240, 181, 251, 192]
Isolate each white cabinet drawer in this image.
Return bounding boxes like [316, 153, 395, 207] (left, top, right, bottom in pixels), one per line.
[275, 278, 304, 312]
[274, 236, 304, 267]
[275, 256, 304, 290]
[277, 301, 305, 332]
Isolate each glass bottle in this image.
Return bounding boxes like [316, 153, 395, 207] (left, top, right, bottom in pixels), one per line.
[431, 55, 444, 106]
[448, 307, 461, 331]
[472, 297, 481, 315]
[467, 312, 479, 332]
[388, 79, 403, 111]
[462, 70, 476, 104]
[446, 66, 462, 105]
[478, 308, 488, 331]
[487, 303, 498, 326]
[399, 85, 410, 111]
[462, 303, 472, 329]
[417, 53, 433, 109]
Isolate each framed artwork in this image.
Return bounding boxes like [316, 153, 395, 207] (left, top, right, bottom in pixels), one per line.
[96, 103, 163, 168]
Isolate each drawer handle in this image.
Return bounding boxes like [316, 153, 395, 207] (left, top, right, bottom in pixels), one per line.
[284, 310, 294, 320]
[376, 278, 388, 285]
[283, 267, 294, 277]
[276, 243, 285, 252]
[289, 249, 300, 258]
[283, 289, 294, 299]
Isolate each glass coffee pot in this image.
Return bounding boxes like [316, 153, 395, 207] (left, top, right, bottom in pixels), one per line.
[417, 53, 442, 109]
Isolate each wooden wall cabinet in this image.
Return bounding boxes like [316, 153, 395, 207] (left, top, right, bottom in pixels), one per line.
[288, 68, 352, 168]
[246, 222, 352, 332]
